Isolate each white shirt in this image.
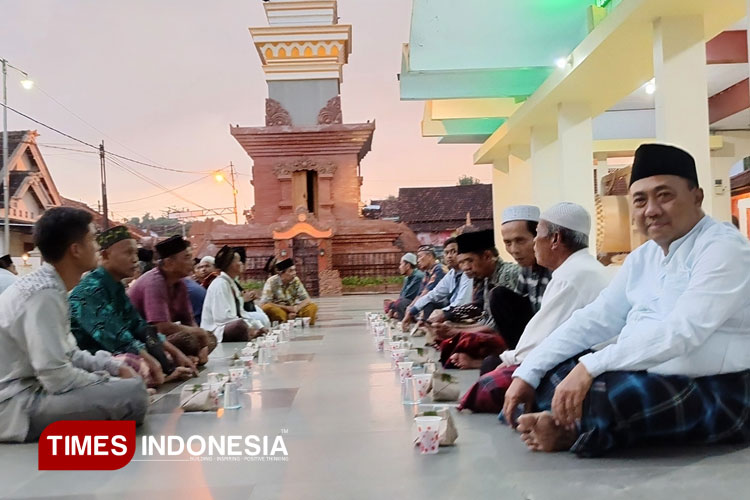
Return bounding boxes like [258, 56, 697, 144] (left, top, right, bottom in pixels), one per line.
[0, 263, 123, 442]
[411, 268, 473, 312]
[514, 216, 750, 388]
[201, 272, 270, 342]
[0, 268, 17, 296]
[500, 250, 610, 366]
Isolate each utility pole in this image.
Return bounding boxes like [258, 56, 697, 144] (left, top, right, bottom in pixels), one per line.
[229, 161, 238, 224]
[99, 141, 109, 230]
[2, 59, 9, 254]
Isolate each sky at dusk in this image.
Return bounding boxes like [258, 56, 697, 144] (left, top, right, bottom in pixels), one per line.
[0, 0, 491, 222]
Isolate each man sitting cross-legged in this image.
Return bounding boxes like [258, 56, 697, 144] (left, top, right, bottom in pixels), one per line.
[401, 238, 473, 329]
[503, 144, 750, 457]
[429, 229, 520, 369]
[260, 258, 318, 325]
[0, 208, 148, 442]
[70, 226, 197, 387]
[441, 206, 553, 370]
[459, 203, 609, 413]
[384, 253, 424, 320]
[128, 235, 217, 365]
[202, 245, 270, 342]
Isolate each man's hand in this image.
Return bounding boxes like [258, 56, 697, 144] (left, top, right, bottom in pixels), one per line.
[502, 378, 536, 428]
[140, 351, 165, 386]
[551, 363, 593, 429]
[117, 365, 137, 379]
[242, 290, 258, 302]
[164, 366, 195, 382]
[401, 311, 414, 330]
[428, 309, 446, 324]
[448, 353, 482, 370]
[432, 322, 456, 340]
[169, 346, 198, 375]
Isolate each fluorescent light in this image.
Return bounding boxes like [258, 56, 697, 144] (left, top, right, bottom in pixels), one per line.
[645, 79, 656, 95]
[555, 57, 567, 69]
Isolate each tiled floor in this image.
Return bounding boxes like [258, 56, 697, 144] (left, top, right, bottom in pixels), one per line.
[1, 294, 749, 500]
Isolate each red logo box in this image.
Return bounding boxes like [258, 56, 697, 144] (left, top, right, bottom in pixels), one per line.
[38, 420, 136, 470]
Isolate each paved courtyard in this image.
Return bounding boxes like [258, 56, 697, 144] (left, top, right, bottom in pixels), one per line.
[1, 294, 748, 500]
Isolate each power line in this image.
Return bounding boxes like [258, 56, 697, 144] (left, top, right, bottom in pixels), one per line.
[109, 172, 218, 205]
[4, 103, 220, 174]
[106, 150, 216, 174]
[1, 102, 98, 149]
[106, 156, 231, 222]
[33, 82, 212, 174]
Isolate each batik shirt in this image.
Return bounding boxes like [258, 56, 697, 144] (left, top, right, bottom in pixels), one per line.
[260, 275, 310, 307]
[70, 266, 153, 355]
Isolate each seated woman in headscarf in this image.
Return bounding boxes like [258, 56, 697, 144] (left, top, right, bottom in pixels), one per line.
[201, 246, 271, 342]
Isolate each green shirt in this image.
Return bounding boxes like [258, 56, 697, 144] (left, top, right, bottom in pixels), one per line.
[69, 266, 150, 355]
[260, 275, 310, 307]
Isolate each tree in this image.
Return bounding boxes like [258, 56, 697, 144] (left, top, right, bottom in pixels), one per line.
[458, 175, 481, 186]
[127, 213, 190, 237]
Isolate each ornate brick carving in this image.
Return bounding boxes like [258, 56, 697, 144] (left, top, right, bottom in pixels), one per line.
[272, 157, 337, 177]
[265, 98, 293, 126]
[318, 269, 342, 297]
[317, 96, 342, 125]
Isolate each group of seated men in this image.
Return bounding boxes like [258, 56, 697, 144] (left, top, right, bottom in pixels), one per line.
[387, 143, 750, 457]
[0, 211, 317, 442]
[1, 142, 748, 458]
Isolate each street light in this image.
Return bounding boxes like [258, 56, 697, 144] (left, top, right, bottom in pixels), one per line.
[214, 163, 239, 224]
[2, 58, 34, 254]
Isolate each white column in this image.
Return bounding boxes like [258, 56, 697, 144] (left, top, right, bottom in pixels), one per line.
[558, 102, 596, 253]
[653, 15, 714, 214]
[530, 125, 561, 211]
[492, 152, 533, 259]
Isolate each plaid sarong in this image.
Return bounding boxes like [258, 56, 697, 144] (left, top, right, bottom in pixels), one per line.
[439, 331, 507, 368]
[529, 354, 750, 457]
[458, 364, 518, 413]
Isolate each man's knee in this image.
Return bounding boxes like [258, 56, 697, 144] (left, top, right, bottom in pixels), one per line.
[112, 378, 149, 424]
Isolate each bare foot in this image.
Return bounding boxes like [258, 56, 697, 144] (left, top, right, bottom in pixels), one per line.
[450, 353, 483, 370]
[517, 411, 578, 452]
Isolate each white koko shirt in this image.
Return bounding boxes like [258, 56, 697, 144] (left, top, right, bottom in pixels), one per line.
[201, 272, 270, 342]
[500, 249, 610, 367]
[515, 216, 750, 388]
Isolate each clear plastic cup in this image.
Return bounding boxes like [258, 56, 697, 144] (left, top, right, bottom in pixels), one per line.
[402, 376, 418, 405]
[258, 346, 271, 365]
[223, 382, 242, 410]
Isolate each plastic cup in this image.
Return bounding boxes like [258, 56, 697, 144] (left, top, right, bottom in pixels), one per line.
[258, 346, 271, 366]
[397, 361, 414, 383]
[387, 341, 400, 353]
[413, 374, 432, 400]
[375, 334, 385, 352]
[423, 361, 437, 374]
[302, 317, 311, 328]
[223, 382, 242, 410]
[415, 416, 442, 455]
[391, 349, 408, 369]
[402, 376, 418, 405]
[207, 372, 221, 385]
[229, 367, 244, 383]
